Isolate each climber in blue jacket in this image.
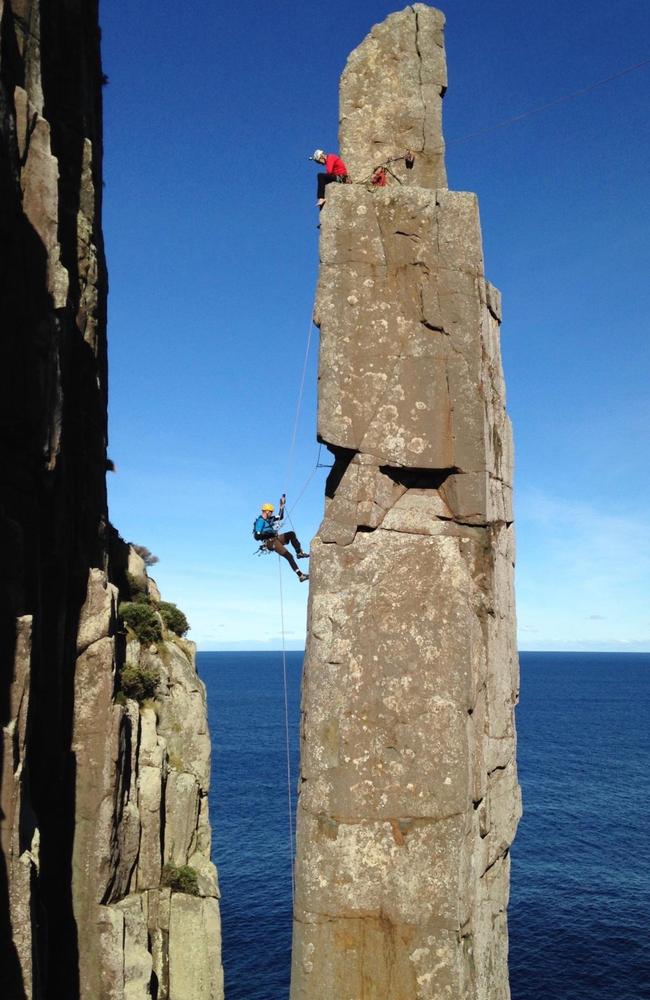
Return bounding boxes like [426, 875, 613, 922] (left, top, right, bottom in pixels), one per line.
[253, 499, 309, 582]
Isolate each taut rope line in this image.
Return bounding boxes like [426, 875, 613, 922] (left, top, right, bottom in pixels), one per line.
[285, 305, 316, 495]
[445, 58, 650, 149]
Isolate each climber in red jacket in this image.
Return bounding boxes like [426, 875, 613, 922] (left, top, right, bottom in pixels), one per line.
[310, 149, 349, 207]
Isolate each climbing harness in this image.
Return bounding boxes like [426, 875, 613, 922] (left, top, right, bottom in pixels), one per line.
[252, 494, 286, 552]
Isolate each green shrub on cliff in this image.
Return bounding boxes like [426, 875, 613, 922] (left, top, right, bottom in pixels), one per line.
[118, 601, 162, 645]
[158, 601, 190, 637]
[119, 663, 160, 702]
[161, 863, 200, 896]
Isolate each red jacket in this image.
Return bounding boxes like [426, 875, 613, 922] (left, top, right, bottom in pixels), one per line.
[325, 153, 348, 176]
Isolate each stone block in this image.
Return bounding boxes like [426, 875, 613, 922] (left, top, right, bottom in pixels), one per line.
[164, 771, 200, 865]
[381, 488, 452, 534]
[340, 4, 447, 188]
[98, 905, 125, 1000]
[168, 895, 224, 1000]
[117, 894, 153, 1000]
[77, 568, 117, 654]
[295, 810, 465, 926]
[291, 912, 462, 1000]
[436, 190, 484, 273]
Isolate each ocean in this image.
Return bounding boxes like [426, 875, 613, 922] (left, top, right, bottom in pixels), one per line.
[202, 651, 650, 1000]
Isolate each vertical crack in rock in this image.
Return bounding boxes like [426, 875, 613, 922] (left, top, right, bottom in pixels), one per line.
[291, 6, 520, 999]
[412, 7, 427, 155]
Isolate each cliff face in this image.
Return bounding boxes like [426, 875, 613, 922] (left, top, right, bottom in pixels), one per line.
[0, 3, 222, 998]
[291, 6, 521, 999]
[71, 548, 223, 1000]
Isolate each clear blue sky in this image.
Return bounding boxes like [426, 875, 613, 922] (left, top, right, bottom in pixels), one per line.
[100, 0, 650, 652]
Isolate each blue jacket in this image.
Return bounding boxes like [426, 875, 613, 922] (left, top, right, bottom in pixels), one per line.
[254, 515, 276, 538]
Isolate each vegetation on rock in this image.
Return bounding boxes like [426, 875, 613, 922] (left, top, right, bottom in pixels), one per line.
[161, 863, 200, 896]
[119, 663, 160, 702]
[158, 601, 190, 637]
[118, 601, 162, 644]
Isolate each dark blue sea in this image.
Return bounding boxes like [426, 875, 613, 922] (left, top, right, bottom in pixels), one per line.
[201, 651, 650, 1000]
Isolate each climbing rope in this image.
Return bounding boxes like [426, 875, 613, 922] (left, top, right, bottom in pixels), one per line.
[359, 150, 414, 186]
[281, 290, 327, 536]
[284, 304, 317, 496]
[354, 58, 650, 187]
[283, 443, 325, 528]
[273, 299, 321, 908]
[277, 554, 296, 907]
[445, 57, 650, 149]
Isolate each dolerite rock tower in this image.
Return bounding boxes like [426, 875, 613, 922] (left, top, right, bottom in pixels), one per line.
[291, 6, 521, 999]
[0, 3, 222, 998]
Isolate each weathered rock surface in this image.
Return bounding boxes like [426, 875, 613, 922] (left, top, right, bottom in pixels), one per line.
[71, 560, 224, 1000]
[291, 7, 520, 999]
[340, 4, 447, 188]
[0, 3, 222, 997]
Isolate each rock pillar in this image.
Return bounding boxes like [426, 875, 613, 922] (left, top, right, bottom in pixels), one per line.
[291, 6, 521, 999]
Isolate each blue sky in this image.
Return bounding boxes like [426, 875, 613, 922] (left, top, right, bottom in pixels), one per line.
[100, 0, 650, 651]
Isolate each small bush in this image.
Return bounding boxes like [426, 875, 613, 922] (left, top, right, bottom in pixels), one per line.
[131, 544, 159, 567]
[158, 602, 190, 637]
[114, 690, 127, 706]
[161, 863, 200, 896]
[119, 663, 160, 702]
[119, 602, 162, 645]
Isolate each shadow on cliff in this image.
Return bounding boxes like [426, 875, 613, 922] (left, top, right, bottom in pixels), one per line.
[0, 204, 96, 998]
[1, 12, 108, 997]
[324, 445, 456, 501]
[0, 609, 23, 998]
[1, 7, 37, 993]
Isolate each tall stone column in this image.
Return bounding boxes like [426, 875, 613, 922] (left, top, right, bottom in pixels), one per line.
[291, 6, 521, 999]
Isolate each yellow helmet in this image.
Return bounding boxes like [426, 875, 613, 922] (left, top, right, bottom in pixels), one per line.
[261, 503, 274, 511]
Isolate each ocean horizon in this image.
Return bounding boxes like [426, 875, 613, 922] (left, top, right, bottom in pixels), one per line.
[203, 650, 650, 999]
[198, 642, 650, 654]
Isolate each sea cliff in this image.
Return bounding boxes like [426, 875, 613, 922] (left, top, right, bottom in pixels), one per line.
[0, 2, 223, 996]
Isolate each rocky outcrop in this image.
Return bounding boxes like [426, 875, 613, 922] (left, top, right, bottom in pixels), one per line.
[291, 6, 520, 999]
[71, 556, 223, 1000]
[0, 3, 222, 997]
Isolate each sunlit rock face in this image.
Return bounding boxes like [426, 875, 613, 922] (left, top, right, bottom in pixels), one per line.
[0, 3, 222, 996]
[291, 6, 520, 999]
